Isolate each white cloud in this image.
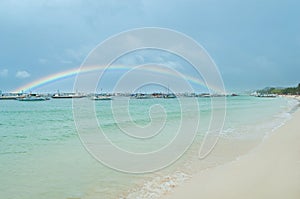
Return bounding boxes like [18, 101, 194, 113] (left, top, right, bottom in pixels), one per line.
[64, 46, 91, 62]
[38, 58, 47, 64]
[16, 70, 31, 78]
[0, 69, 8, 77]
[60, 60, 73, 64]
[117, 54, 145, 66]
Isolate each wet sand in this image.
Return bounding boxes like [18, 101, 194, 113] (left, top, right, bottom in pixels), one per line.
[164, 105, 300, 199]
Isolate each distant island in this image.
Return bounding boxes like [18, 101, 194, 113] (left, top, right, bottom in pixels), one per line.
[256, 83, 300, 95]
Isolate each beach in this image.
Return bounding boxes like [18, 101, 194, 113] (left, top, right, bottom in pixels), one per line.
[0, 96, 299, 199]
[164, 98, 300, 199]
[1, 1, 300, 198]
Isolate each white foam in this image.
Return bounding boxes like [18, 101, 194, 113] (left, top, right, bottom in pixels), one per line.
[120, 171, 190, 199]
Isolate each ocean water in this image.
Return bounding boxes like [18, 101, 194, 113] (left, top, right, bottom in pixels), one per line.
[0, 96, 298, 199]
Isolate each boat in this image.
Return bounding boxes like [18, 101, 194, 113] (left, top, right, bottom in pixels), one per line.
[17, 94, 47, 101]
[163, 93, 176, 98]
[0, 93, 23, 100]
[52, 92, 86, 99]
[131, 93, 152, 99]
[198, 93, 211, 97]
[164, 86, 177, 99]
[256, 94, 277, 98]
[0, 95, 18, 100]
[91, 95, 112, 100]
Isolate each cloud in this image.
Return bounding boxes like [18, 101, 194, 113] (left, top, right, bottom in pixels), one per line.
[60, 60, 73, 64]
[16, 70, 31, 78]
[254, 56, 275, 68]
[116, 54, 145, 66]
[64, 46, 91, 62]
[38, 58, 47, 64]
[0, 69, 8, 77]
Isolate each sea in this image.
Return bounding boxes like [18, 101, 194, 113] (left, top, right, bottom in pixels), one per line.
[0, 96, 298, 199]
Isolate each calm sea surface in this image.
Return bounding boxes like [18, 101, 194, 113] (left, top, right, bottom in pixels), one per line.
[0, 96, 298, 199]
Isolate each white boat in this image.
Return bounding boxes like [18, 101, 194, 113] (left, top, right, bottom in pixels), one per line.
[18, 94, 47, 101]
[163, 93, 176, 98]
[131, 94, 152, 99]
[256, 94, 277, 98]
[92, 95, 112, 100]
[0, 95, 18, 100]
[52, 93, 86, 99]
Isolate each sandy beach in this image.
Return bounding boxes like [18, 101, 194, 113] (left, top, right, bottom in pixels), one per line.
[164, 99, 300, 199]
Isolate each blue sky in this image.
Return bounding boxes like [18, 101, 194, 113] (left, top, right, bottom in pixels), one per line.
[0, 0, 299, 93]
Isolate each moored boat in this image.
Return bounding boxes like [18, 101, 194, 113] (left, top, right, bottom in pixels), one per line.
[52, 92, 86, 99]
[17, 94, 47, 101]
[91, 95, 112, 100]
[0, 93, 23, 100]
[0, 95, 18, 100]
[256, 94, 277, 98]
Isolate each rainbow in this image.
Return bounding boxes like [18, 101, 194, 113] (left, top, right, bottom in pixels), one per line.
[13, 65, 120, 93]
[13, 65, 214, 93]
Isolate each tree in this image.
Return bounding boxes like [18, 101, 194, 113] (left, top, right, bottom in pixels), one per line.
[257, 83, 300, 95]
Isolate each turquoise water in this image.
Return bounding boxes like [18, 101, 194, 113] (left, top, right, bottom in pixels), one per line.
[0, 96, 298, 199]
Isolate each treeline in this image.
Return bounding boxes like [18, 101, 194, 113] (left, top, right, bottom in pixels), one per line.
[258, 83, 300, 95]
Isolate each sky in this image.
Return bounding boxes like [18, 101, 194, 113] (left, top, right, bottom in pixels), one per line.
[0, 0, 299, 93]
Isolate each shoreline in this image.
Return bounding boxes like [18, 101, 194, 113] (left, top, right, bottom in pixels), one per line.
[163, 98, 300, 199]
[120, 96, 300, 199]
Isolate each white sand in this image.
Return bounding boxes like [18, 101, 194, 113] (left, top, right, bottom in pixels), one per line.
[164, 108, 300, 199]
